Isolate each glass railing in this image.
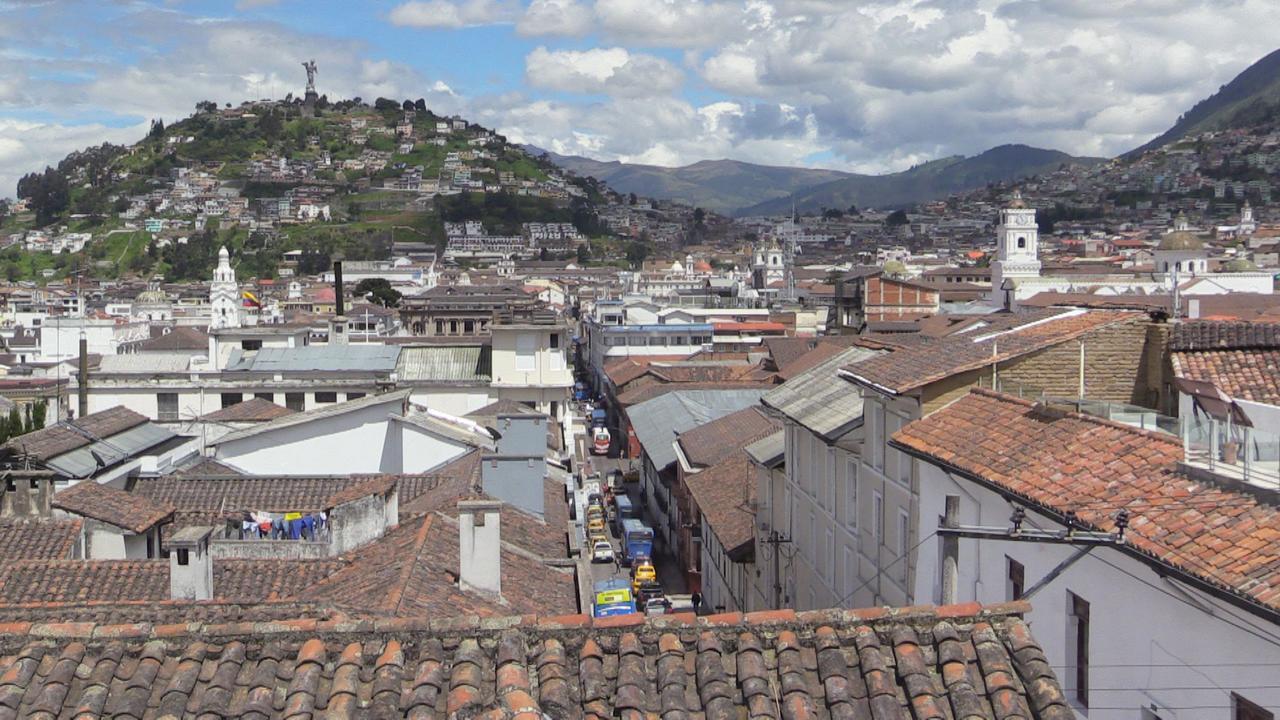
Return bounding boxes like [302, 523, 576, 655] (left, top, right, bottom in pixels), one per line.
[1183, 416, 1280, 491]
[977, 376, 1179, 435]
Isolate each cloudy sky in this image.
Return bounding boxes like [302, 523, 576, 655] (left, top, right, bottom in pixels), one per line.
[2, 0, 1278, 196]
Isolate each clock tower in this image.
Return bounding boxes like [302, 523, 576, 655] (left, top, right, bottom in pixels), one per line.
[991, 191, 1041, 303]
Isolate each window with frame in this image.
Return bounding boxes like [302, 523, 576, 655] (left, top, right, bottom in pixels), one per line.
[285, 392, 305, 412]
[1007, 557, 1025, 601]
[346, 392, 365, 401]
[220, 393, 242, 409]
[845, 459, 858, 528]
[241, 339, 262, 351]
[868, 402, 885, 471]
[873, 491, 884, 544]
[516, 334, 537, 370]
[315, 391, 338, 404]
[897, 509, 910, 581]
[176, 549, 190, 566]
[254, 392, 274, 402]
[550, 333, 560, 349]
[1068, 592, 1090, 709]
[157, 393, 179, 422]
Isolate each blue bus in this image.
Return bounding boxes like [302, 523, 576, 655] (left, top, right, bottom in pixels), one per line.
[612, 496, 637, 533]
[620, 519, 654, 566]
[592, 578, 636, 617]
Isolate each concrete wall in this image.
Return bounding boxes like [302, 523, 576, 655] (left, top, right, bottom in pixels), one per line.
[914, 461, 1280, 720]
[210, 538, 331, 560]
[481, 414, 550, 518]
[698, 515, 755, 613]
[330, 493, 394, 555]
[490, 326, 573, 389]
[393, 421, 468, 474]
[407, 387, 495, 416]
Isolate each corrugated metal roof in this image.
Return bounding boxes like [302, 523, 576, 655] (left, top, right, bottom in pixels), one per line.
[46, 422, 179, 478]
[396, 346, 491, 382]
[98, 354, 191, 374]
[627, 389, 767, 471]
[226, 345, 401, 373]
[762, 346, 882, 440]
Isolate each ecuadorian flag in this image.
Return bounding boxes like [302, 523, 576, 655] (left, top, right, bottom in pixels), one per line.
[241, 290, 262, 308]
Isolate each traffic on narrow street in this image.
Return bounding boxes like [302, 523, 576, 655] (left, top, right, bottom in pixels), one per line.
[572, 373, 693, 619]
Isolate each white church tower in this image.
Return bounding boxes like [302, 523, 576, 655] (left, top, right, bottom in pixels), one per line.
[209, 246, 241, 329]
[990, 191, 1042, 305]
[752, 239, 784, 290]
[1240, 200, 1257, 236]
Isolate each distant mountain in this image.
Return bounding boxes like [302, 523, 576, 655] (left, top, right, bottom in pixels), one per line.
[525, 148, 851, 214]
[739, 144, 1103, 216]
[1129, 48, 1280, 156]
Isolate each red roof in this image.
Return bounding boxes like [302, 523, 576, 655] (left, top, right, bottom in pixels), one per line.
[894, 389, 1280, 613]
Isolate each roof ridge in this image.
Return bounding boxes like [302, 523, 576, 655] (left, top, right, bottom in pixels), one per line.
[389, 514, 435, 617]
[0, 600, 1034, 643]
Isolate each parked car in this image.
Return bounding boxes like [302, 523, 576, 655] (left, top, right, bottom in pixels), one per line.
[591, 539, 615, 563]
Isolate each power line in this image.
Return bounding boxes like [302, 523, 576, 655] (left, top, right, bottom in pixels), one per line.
[1085, 551, 1280, 650]
[833, 531, 936, 608]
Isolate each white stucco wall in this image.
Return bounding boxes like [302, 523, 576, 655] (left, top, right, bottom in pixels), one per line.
[214, 400, 401, 475]
[914, 461, 1280, 719]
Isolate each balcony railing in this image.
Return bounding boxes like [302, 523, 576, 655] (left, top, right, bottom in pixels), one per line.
[977, 376, 1178, 435]
[1182, 415, 1280, 492]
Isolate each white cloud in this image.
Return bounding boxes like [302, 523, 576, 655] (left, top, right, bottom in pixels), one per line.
[517, 0, 592, 36]
[593, 0, 743, 48]
[525, 47, 683, 97]
[0, 118, 147, 198]
[387, 0, 519, 28]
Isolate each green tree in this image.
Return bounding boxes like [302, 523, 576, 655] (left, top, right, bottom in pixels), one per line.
[576, 244, 591, 265]
[31, 400, 46, 430]
[7, 407, 21, 439]
[148, 118, 165, 139]
[23, 404, 33, 434]
[353, 278, 401, 308]
[625, 237, 650, 269]
[885, 209, 909, 227]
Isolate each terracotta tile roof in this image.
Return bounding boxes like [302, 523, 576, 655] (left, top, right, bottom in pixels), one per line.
[684, 452, 757, 555]
[3, 406, 148, 461]
[0, 601, 1071, 720]
[677, 406, 780, 468]
[52, 481, 175, 534]
[306, 513, 577, 618]
[845, 309, 1143, 394]
[0, 519, 81, 561]
[398, 451, 568, 560]
[200, 397, 297, 422]
[0, 559, 345, 605]
[893, 388, 1280, 614]
[133, 474, 394, 516]
[604, 358, 652, 387]
[1170, 319, 1280, 351]
[1173, 348, 1280, 405]
[173, 457, 244, 476]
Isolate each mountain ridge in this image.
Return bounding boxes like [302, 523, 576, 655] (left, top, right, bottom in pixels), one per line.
[532, 144, 1103, 216]
[1128, 48, 1280, 157]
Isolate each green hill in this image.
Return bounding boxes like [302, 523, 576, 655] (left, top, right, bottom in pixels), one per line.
[1128, 48, 1280, 156]
[0, 99, 598, 283]
[739, 144, 1103, 215]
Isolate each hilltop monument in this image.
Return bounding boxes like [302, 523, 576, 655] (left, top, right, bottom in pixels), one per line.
[301, 59, 318, 117]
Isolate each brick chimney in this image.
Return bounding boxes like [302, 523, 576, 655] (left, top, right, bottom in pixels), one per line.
[457, 499, 502, 597]
[168, 526, 214, 600]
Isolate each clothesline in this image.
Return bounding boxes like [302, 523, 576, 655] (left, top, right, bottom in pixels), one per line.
[239, 510, 328, 541]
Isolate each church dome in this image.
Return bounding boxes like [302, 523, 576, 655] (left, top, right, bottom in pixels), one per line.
[1222, 257, 1258, 272]
[1157, 231, 1204, 251]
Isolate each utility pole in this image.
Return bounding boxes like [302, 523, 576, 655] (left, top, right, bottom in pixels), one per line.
[941, 496, 959, 605]
[760, 530, 792, 609]
[938, 505, 1130, 602]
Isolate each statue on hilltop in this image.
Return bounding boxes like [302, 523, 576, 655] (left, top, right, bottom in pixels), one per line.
[302, 60, 317, 94]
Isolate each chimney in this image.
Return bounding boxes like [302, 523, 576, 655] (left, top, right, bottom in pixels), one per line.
[457, 499, 502, 597]
[77, 333, 89, 419]
[330, 260, 348, 346]
[168, 525, 215, 600]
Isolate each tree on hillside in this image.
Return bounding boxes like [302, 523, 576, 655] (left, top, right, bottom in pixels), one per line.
[414, 98, 427, 112]
[149, 118, 165, 138]
[885, 209, 909, 227]
[16, 167, 70, 226]
[576, 244, 591, 265]
[258, 110, 284, 141]
[195, 100, 218, 113]
[374, 97, 399, 112]
[626, 236, 650, 269]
